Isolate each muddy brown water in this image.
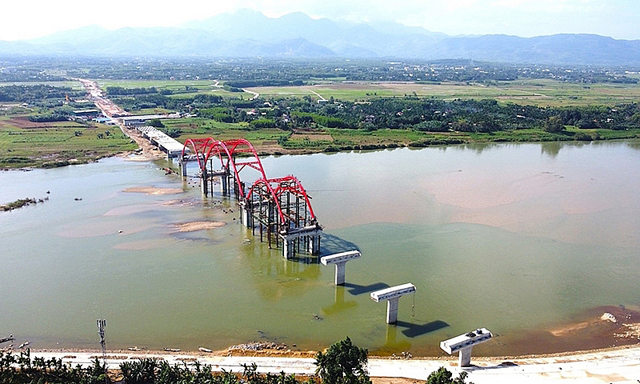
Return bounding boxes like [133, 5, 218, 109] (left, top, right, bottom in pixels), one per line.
[1, 141, 640, 356]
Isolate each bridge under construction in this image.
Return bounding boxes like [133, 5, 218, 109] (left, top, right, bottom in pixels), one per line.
[180, 137, 321, 259]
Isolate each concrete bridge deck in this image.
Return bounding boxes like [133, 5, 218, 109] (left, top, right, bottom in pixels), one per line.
[136, 126, 184, 157]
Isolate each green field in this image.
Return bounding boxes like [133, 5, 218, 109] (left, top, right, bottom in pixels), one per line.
[90, 78, 640, 107]
[0, 116, 137, 169]
[248, 79, 640, 107]
[2, 77, 639, 168]
[96, 79, 248, 99]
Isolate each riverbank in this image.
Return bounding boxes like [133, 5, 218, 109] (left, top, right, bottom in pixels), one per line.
[22, 344, 640, 383]
[8, 305, 640, 361]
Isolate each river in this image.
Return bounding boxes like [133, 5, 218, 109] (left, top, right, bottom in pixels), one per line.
[1, 141, 640, 356]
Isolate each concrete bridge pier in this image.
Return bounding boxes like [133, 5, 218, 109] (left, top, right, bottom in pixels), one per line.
[221, 173, 228, 195]
[280, 225, 323, 259]
[370, 283, 416, 324]
[308, 234, 321, 255]
[283, 237, 295, 259]
[440, 328, 493, 368]
[239, 201, 253, 228]
[179, 159, 187, 178]
[201, 169, 209, 197]
[385, 297, 400, 324]
[458, 347, 473, 367]
[321, 250, 361, 285]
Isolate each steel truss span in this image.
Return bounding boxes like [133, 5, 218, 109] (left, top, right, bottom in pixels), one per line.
[180, 138, 321, 257]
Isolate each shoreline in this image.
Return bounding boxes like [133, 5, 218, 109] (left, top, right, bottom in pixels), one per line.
[18, 344, 640, 383]
[21, 342, 640, 362]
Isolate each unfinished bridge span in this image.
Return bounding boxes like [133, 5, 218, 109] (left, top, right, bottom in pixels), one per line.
[179, 138, 321, 259]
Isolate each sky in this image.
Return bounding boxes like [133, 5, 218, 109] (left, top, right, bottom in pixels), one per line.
[2, 0, 639, 41]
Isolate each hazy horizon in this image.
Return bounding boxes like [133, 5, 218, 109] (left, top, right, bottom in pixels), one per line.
[2, 0, 639, 42]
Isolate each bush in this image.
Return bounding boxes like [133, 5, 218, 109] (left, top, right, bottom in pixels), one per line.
[426, 367, 470, 384]
[315, 337, 371, 384]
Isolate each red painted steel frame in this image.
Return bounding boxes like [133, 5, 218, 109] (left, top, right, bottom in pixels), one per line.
[182, 138, 316, 223]
[247, 175, 317, 224]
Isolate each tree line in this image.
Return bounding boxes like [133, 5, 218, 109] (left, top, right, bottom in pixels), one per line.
[113, 88, 640, 134]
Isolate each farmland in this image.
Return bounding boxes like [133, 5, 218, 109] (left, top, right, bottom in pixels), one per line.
[0, 116, 136, 168]
[1, 57, 639, 168]
[247, 79, 640, 107]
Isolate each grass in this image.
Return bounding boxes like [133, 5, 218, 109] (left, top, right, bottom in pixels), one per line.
[162, 118, 288, 150]
[0, 116, 137, 169]
[95, 79, 251, 99]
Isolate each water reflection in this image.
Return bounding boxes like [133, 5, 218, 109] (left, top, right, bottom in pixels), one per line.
[379, 325, 411, 353]
[321, 286, 358, 316]
[540, 141, 561, 158]
[242, 240, 322, 302]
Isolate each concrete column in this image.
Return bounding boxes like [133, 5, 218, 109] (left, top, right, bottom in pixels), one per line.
[240, 204, 252, 228]
[180, 160, 187, 177]
[308, 235, 320, 255]
[386, 297, 400, 324]
[334, 261, 347, 285]
[283, 239, 295, 259]
[459, 347, 472, 367]
[201, 170, 209, 197]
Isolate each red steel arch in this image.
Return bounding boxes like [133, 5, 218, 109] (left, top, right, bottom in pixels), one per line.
[224, 138, 268, 181]
[247, 175, 317, 225]
[181, 137, 317, 226]
[181, 137, 215, 172]
[181, 138, 270, 200]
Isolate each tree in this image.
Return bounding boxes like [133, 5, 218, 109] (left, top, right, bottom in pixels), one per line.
[315, 337, 371, 384]
[147, 118, 165, 128]
[426, 367, 470, 384]
[544, 115, 565, 133]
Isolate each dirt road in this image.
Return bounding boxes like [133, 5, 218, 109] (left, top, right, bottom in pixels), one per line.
[28, 346, 640, 383]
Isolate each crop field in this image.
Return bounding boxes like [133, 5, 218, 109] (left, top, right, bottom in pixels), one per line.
[248, 79, 640, 107]
[89, 78, 640, 107]
[0, 116, 137, 168]
[162, 118, 288, 150]
[95, 79, 245, 99]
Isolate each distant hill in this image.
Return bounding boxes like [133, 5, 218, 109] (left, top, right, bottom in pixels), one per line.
[1, 9, 640, 66]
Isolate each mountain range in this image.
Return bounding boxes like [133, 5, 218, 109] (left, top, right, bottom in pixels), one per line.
[2, 9, 640, 66]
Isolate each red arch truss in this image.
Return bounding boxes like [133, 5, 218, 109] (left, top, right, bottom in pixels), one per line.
[247, 175, 317, 227]
[181, 138, 270, 200]
[181, 137, 215, 172]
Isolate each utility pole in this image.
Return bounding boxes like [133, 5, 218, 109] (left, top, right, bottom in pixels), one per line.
[97, 319, 107, 377]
